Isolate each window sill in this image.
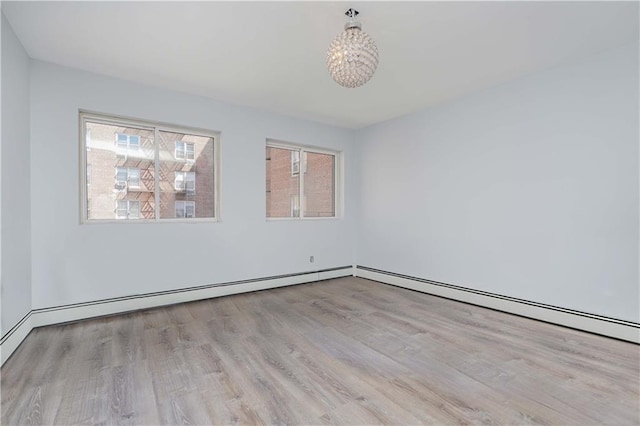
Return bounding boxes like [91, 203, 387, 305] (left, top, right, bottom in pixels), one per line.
[266, 216, 340, 222]
[81, 218, 219, 225]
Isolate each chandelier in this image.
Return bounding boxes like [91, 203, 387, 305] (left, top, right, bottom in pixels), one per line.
[326, 8, 379, 88]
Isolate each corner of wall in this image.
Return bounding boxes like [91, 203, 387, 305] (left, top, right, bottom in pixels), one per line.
[1, 9, 33, 364]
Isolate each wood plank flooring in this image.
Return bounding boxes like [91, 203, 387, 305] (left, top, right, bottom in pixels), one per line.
[2, 277, 639, 425]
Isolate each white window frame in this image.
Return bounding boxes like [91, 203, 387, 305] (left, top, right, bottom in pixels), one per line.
[175, 201, 196, 218]
[115, 133, 141, 155]
[175, 141, 196, 161]
[291, 150, 300, 176]
[128, 168, 141, 188]
[115, 167, 141, 189]
[174, 171, 196, 193]
[115, 167, 128, 190]
[266, 139, 341, 220]
[80, 111, 220, 224]
[115, 200, 140, 219]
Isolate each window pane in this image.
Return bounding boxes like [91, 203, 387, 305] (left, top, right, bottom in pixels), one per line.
[85, 121, 154, 220]
[185, 202, 195, 218]
[175, 201, 185, 218]
[128, 168, 140, 188]
[129, 135, 140, 149]
[184, 172, 195, 192]
[129, 201, 140, 219]
[116, 139, 127, 151]
[266, 147, 300, 218]
[186, 144, 195, 160]
[303, 151, 335, 217]
[116, 200, 128, 219]
[116, 167, 127, 183]
[175, 141, 185, 159]
[158, 130, 214, 219]
[291, 151, 300, 175]
[174, 171, 185, 190]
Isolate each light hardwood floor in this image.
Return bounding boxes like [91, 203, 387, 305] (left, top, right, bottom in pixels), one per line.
[2, 277, 639, 425]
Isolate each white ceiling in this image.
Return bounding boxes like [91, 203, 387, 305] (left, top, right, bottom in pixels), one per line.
[2, 1, 638, 128]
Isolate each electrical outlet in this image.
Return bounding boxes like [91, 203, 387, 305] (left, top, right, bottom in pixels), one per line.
[309, 255, 314, 263]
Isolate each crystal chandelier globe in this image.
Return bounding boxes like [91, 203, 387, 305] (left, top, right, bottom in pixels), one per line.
[326, 8, 379, 88]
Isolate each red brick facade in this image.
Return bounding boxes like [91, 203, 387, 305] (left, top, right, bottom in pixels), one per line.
[85, 121, 334, 221]
[85, 121, 215, 220]
[266, 146, 335, 218]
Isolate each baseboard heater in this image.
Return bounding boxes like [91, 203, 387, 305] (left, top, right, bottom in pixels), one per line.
[3, 264, 636, 367]
[0, 265, 354, 366]
[355, 265, 639, 344]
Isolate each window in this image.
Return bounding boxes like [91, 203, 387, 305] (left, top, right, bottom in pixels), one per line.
[116, 133, 140, 155]
[115, 167, 140, 189]
[174, 171, 196, 192]
[81, 112, 218, 222]
[175, 201, 195, 218]
[175, 141, 195, 160]
[290, 195, 300, 217]
[116, 200, 140, 219]
[266, 141, 339, 219]
[291, 151, 300, 176]
[128, 168, 140, 188]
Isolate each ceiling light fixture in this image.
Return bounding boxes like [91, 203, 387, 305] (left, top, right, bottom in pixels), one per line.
[326, 8, 379, 88]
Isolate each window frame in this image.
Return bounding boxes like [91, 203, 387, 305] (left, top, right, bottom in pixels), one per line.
[291, 150, 300, 176]
[266, 139, 341, 221]
[175, 200, 196, 219]
[127, 167, 141, 189]
[115, 133, 141, 156]
[115, 166, 141, 189]
[79, 111, 220, 224]
[174, 171, 196, 193]
[115, 200, 141, 220]
[175, 140, 196, 161]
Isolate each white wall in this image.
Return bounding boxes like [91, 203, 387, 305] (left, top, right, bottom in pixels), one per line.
[355, 42, 639, 323]
[30, 61, 356, 309]
[1, 12, 3, 339]
[1, 13, 32, 336]
[11, 30, 640, 334]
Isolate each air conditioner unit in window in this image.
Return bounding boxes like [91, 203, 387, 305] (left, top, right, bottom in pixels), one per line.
[115, 181, 127, 190]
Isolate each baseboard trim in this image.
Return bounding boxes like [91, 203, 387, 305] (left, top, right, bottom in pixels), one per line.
[355, 266, 640, 344]
[5, 264, 635, 366]
[1, 266, 353, 366]
[0, 312, 33, 367]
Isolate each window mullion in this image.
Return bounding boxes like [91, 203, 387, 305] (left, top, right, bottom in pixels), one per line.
[154, 127, 160, 220]
[299, 149, 305, 219]
[82, 112, 217, 223]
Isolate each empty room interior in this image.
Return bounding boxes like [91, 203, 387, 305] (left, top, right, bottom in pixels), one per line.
[1, 1, 639, 425]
